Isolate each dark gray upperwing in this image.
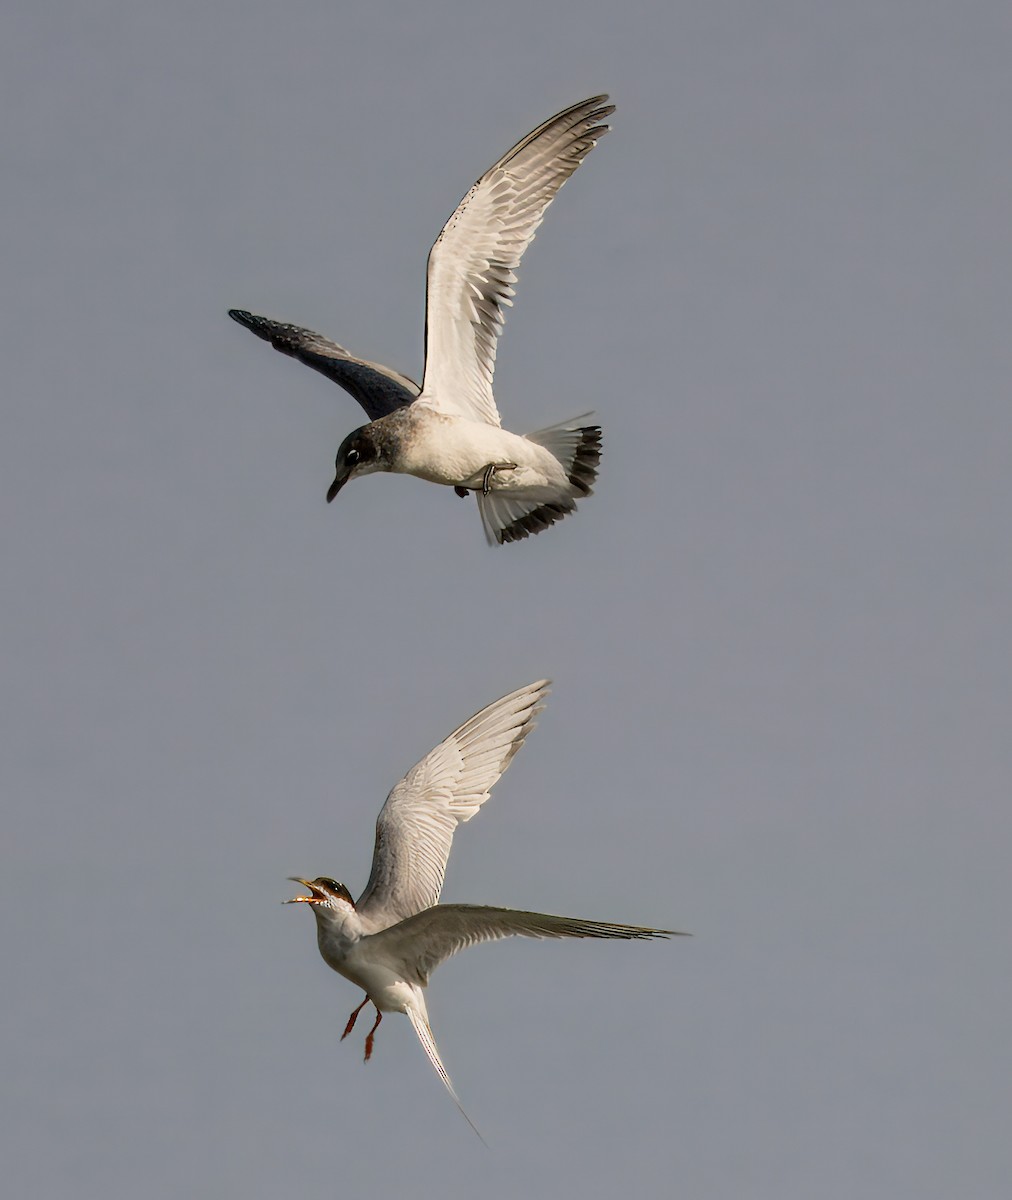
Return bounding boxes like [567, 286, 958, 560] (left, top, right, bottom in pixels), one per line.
[228, 309, 419, 422]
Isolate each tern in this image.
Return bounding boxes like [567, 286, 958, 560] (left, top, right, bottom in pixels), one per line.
[285, 680, 682, 1138]
[230, 95, 614, 545]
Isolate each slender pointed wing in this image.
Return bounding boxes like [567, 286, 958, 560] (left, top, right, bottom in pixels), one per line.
[370, 904, 685, 983]
[419, 96, 614, 427]
[355, 681, 550, 929]
[228, 309, 419, 421]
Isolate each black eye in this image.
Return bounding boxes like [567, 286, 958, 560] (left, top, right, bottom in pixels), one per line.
[345, 448, 360, 466]
[319, 878, 340, 891]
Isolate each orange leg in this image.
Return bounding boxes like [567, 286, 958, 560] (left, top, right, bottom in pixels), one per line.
[341, 995, 370, 1041]
[363, 1008, 383, 1062]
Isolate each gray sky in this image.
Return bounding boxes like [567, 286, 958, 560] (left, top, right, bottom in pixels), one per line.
[3, 1, 1011, 1195]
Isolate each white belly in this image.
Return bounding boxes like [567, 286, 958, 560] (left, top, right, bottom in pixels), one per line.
[323, 940, 420, 1013]
[398, 412, 565, 491]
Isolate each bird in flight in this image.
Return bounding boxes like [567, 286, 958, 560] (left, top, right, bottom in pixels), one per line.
[230, 95, 614, 544]
[285, 680, 683, 1139]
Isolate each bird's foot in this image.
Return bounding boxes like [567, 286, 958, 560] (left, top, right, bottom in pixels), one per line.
[363, 1008, 383, 1062]
[454, 485, 470, 499]
[481, 461, 518, 496]
[341, 995, 369, 1041]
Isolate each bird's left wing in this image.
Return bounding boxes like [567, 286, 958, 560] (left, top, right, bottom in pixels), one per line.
[228, 309, 419, 421]
[369, 904, 685, 984]
[355, 681, 550, 930]
[419, 96, 614, 427]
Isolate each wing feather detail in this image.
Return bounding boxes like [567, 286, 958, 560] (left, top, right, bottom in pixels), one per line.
[419, 96, 614, 426]
[228, 309, 418, 421]
[355, 681, 550, 929]
[369, 904, 685, 984]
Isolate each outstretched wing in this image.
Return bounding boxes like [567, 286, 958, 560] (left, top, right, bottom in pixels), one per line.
[355, 681, 550, 930]
[370, 904, 685, 984]
[228, 309, 419, 421]
[419, 96, 614, 427]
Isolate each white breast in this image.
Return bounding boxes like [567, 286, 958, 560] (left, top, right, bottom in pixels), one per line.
[398, 409, 566, 490]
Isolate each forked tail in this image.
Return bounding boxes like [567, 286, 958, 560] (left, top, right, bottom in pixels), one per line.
[406, 1001, 486, 1145]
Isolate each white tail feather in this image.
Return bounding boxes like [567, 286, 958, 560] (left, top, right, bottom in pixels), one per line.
[477, 415, 601, 545]
[406, 1001, 486, 1145]
[523, 412, 597, 470]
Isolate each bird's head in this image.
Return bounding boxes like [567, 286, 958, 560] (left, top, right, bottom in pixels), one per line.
[284, 876, 356, 922]
[327, 428, 383, 501]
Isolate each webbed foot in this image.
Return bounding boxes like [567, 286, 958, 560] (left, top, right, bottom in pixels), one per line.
[342, 995, 369, 1040]
[363, 1009, 383, 1062]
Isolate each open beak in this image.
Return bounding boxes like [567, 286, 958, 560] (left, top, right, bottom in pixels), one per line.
[284, 876, 324, 905]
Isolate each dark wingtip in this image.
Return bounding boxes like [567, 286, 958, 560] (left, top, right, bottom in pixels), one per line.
[228, 309, 283, 348]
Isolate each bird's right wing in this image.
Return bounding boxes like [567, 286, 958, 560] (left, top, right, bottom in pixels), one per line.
[370, 904, 685, 984]
[228, 309, 419, 421]
[355, 681, 550, 930]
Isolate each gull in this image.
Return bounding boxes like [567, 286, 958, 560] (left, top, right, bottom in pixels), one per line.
[285, 680, 683, 1138]
[230, 95, 614, 545]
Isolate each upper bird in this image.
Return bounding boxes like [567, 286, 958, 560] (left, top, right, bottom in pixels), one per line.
[230, 95, 614, 545]
[285, 680, 683, 1139]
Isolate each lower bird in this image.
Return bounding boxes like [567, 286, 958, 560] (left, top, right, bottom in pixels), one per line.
[286, 680, 683, 1139]
[230, 95, 614, 545]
